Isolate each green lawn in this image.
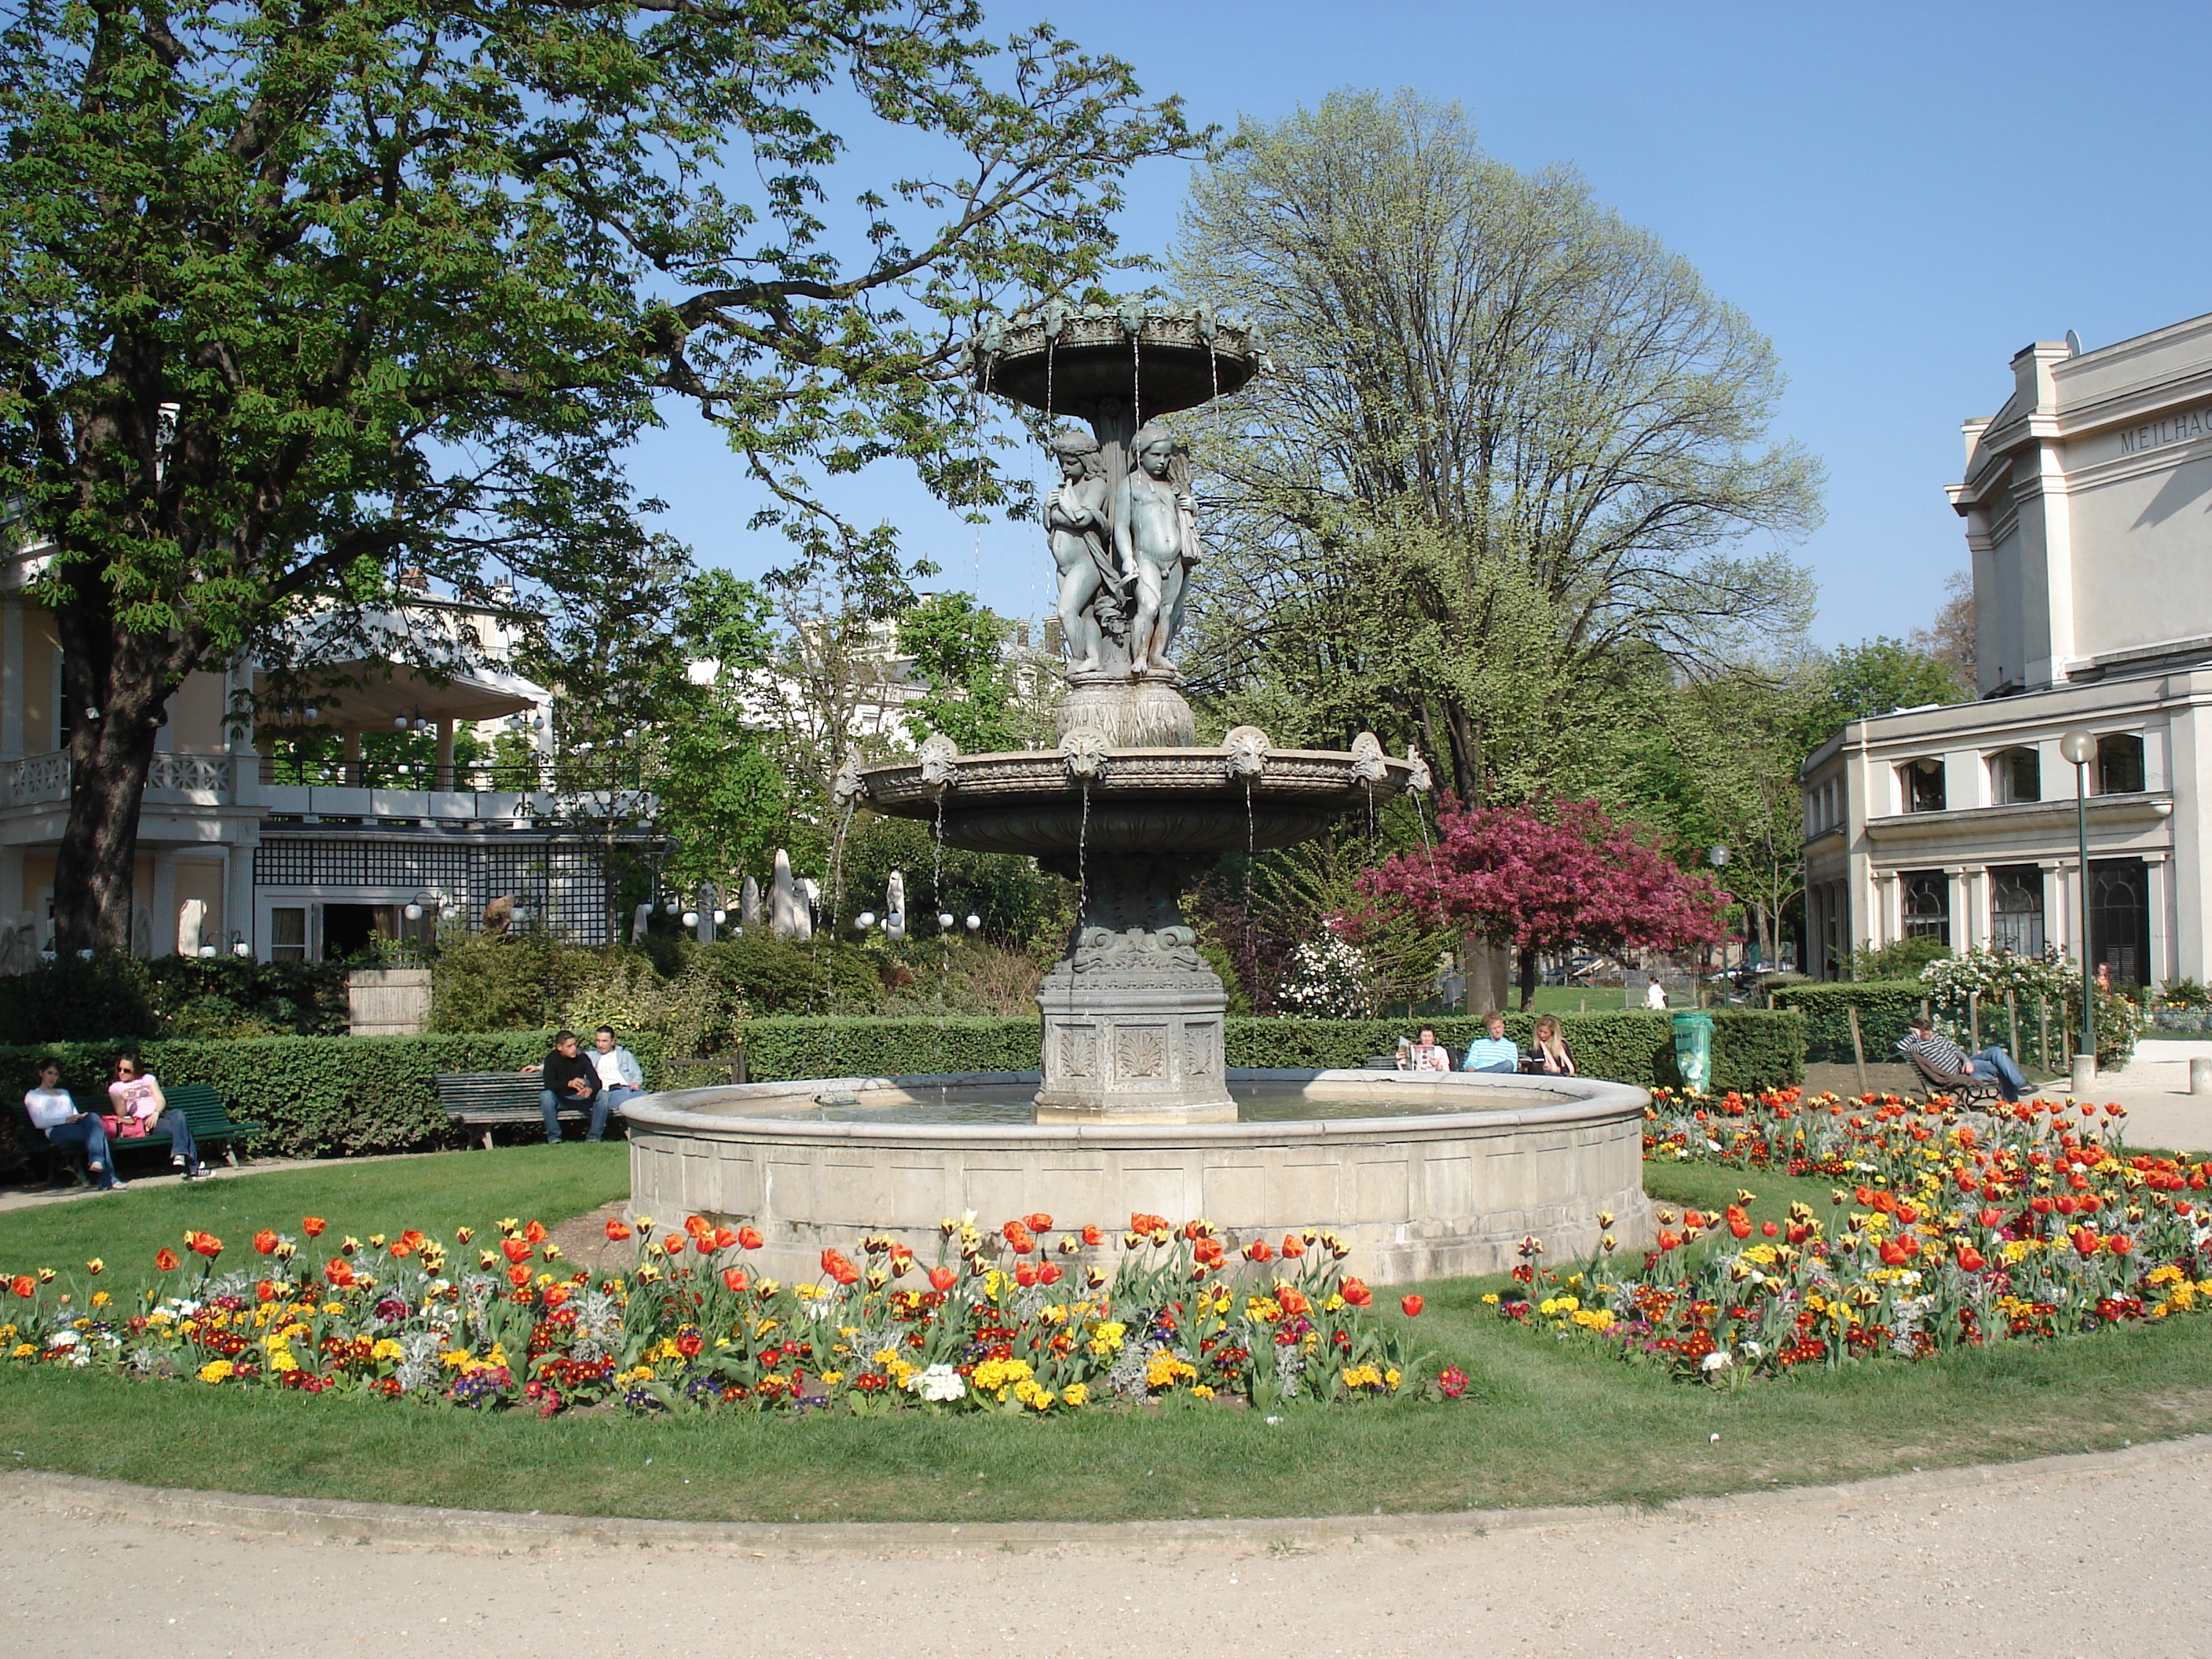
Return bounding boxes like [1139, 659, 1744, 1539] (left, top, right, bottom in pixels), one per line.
[1, 1144, 2206, 1523]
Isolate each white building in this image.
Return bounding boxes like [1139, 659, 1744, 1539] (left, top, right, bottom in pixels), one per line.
[0, 538, 651, 963]
[1803, 313, 2212, 987]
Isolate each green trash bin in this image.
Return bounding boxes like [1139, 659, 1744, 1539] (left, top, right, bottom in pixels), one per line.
[1671, 1009, 1714, 1095]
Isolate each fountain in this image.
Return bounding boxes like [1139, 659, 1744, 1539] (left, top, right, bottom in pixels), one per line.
[622, 301, 1652, 1284]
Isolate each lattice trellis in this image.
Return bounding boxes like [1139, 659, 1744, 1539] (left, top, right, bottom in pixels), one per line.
[254, 836, 612, 943]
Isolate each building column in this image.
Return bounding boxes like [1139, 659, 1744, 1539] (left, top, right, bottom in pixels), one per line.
[225, 841, 255, 958]
[434, 717, 456, 790]
[1951, 866, 1982, 951]
[1873, 870, 1900, 948]
[2144, 852, 2173, 992]
[149, 846, 177, 958]
[0, 600, 21, 758]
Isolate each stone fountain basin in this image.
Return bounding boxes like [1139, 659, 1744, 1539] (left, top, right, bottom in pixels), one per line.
[851, 746, 1422, 853]
[622, 1069, 1652, 1287]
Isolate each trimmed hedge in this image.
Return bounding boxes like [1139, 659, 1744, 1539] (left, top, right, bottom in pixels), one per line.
[740, 1010, 1804, 1093]
[0, 1031, 678, 1168]
[1768, 980, 1928, 1064]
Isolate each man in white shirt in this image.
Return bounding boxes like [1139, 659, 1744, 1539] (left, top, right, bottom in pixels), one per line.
[1644, 978, 1668, 1011]
[588, 1026, 645, 1140]
[1463, 1012, 1520, 1074]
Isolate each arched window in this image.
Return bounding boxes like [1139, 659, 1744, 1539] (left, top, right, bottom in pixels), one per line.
[2097, 734, 2144, 796]
[1901, 870, 1950, 943]
[1899, 757, 1946, 813]
[1989, 746, 2040, 804]
[1989, 865, 2045, 955]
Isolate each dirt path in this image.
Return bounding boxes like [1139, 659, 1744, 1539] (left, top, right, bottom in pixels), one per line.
[11, 1441, 2212, 1657]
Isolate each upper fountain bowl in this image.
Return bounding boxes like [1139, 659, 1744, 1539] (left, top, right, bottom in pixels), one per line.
[972, 304, 1265, 419]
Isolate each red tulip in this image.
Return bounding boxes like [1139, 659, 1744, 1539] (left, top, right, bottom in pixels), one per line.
[1957, 1246, 1986, 1273]
[501, 1238, 532, 1264]
[928, 1265, 957, 1292]
[694, 1236, 716, 1255]
[1081, 1224, 1104, 1247]
[737, 1225, 764, 1251]
[605, 1218, 632, 1242]
[1280, 1235, 1306, 1258]
[722, 1267, 749, 1293]
[1977, 1207, 2003, 1229]
[1400, 1295, 1424, 1317]
[1038, 1262, 1064, 1286]
[507, 1263, 532, 1288]
[185, 1230, 222, 1260]
[2071, 1228, 2100, 1258]
[1728, 1218, 1752, 1240]
[1023, 1211, 1053, 1232]
[2108, 1234, 2133, 1256]
[1243, 1240, 1273, 1262]
[1013, 1262, 1038, 1288]
[523, 1220, 548, 1244]
[1761, 1220, 1779, 1238]
[253, 1229, 279, 1255]
[1340, 1277, 1373, 1308]
[301, 1216, 327, 1237]
[1656, 1230, 1682, 1253]
[713, 1226, 738, 1251]
[819, 1248, 860, 1286]
[153, 1248, 179, 1273]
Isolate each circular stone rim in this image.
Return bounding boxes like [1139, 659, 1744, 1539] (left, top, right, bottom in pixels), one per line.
[619, 1068, 1650, 1144]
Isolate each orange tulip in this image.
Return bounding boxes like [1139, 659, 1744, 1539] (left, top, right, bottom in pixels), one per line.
[507, 1264, 532, 1288]
[604, 1218, 633, 1242]
[301, 1217, 327, 1237]
[1081, 1224, 1104, 1247]
[737, 1225, 764, 1251]
[1340, 1277, 1373, 1308]
[1977, 1207, 2004, 1229]
[1400, 1295, 1424, 1317]
[820, 1248, 860, 1286]
[1024, 1212, 1053, 1232]
[1957, 1246, 1986, 1272]
[253, 1229, 279, 1255]
[928, 1266, 957, 1293]
[722, 1267, 749, 1293]
[1038, 1262, 1063, 1286]
[523, 1221, 548, 1244]
[185, 1231, 223, 1260]
[713, 1226, 738, 1251]
[501, 1237, 532, 1264]
[683, 1214, 713, 1239]
[8, 1275, 32, 1298]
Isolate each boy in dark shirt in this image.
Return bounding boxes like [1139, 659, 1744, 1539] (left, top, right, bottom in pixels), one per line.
[523, 1030, 601, 1143]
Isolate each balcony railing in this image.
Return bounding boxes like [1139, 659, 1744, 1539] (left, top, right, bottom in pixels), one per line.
[0, 749, 651, 824]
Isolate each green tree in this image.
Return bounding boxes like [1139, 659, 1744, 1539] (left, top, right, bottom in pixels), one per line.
[1173, 89, 1821, 805]
[895, 591, 1017, 752]
[1821, 637, 1969, 724]
[0, 1, 1198, 950]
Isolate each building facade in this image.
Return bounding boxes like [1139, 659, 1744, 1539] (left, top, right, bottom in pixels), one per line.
[1804, 313, 2212, 987]
[0, 546, 645, 965]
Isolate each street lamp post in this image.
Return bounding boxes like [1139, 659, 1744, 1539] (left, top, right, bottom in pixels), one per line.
[2058, 729, 2097, 1070]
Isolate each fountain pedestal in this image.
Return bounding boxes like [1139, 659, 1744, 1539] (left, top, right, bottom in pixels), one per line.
[1033, 850, 1234, 1122]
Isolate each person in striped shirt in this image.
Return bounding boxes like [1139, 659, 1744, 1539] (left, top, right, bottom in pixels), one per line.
[1894, 1013, 2026, 1102]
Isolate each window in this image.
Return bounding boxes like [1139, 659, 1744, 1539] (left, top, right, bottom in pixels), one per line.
[1990, 747, 2040, 805]
[2097, 733, 2144, 796]
[269, 906, 307, 961]
[1989, 865, 2045, 956]
[1899, 757, 1946, 813]
[1901, 870, 1950, 944]
[2089, 859, 2148, 988]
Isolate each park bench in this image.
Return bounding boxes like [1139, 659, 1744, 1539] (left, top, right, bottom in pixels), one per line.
[13, 1082, 258, 1183]
[436, 1071, 591, 1148]
[1903, 1046, 2003, 1107]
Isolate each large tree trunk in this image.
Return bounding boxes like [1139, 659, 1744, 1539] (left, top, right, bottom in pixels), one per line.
[1516, 943, 1540, 1011]
[50, 600, 176, 955]
[1441, 702, 1481, 808]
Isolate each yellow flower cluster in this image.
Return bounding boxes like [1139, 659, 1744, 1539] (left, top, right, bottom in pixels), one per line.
[1536, 1295, 1580, 1316]
[1087, 1320, 1127, 1357]
[1012, 1378, 1055, 1411]
[1569, 1307, 1617, 1332]
[972, 1357, 1033, 1396]
[1340, 1364, 1400, 1391]
[196, 1360, 233, 1384]
[1144, 1351, 1196, 1390]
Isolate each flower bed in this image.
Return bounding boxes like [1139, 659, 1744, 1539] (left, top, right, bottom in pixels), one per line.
[1, 1211, 1441, 1415]
[1492, 1086, 2212, 1380]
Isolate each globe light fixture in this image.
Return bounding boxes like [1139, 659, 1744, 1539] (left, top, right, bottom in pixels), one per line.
[938, 912, 955, 929]
[965, 914, 982, 931]
[712, 909, 727, 925]
[856, 910, 877, 930]
[682, 910, 698, 928]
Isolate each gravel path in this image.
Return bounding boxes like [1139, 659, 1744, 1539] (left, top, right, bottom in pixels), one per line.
[10, 1440, 2212, 1657]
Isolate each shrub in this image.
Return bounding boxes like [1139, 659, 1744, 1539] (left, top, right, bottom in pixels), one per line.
[0, 954, 156, 1042]
[2161, 976, 2210, 1011]
[692, 935, 882, 1016]
[429, 929, 601, 1033]
[1848, 937, 1951, 980]
[146, 956, 349, 1038]
[1767, 980, 1927, 1064]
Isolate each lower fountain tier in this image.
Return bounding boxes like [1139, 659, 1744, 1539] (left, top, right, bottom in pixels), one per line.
[848, 745, 1423, 857]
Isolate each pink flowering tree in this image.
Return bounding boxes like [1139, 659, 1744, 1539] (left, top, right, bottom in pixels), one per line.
[1351, 800, 1728, 1010]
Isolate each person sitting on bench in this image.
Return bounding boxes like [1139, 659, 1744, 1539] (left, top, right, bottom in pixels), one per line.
[1463, 1011, 1520, 1075]
[1894, 1013, 2025, 1103]
[110, 1052, 202, 1178]
[26, 1059, 125, 1190]
[521, 1030, 600, 1144]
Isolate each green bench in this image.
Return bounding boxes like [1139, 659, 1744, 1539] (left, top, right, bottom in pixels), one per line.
[436, 1071, 591, 1148]
[14, 1083, 258, 1184]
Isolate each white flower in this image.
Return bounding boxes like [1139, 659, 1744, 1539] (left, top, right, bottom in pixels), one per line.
[908, 1362, 966, 1402]
[1701, 1350, 1733, 1372]
[1740, 1340, 1764, 1359]
[46, 1330, 78, 1350]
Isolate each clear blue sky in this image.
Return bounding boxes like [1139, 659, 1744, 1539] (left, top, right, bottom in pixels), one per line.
[621, 0, 2212, 650]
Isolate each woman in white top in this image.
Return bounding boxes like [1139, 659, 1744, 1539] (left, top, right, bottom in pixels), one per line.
[24, 1060, 125, 1190]
[108, 1053, 200, 1178]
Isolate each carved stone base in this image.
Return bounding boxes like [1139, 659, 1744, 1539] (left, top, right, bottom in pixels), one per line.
[1035, 984, 1236, 1122]
[1031, 848, 1233, 1120]
[1054, 674, 1196, 747]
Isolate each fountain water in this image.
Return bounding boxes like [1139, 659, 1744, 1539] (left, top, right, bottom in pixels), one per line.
[622, 300, 1652, 1283]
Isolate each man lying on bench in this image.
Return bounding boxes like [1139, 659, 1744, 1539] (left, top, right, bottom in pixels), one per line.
[1894, 1012, 2026, 1103]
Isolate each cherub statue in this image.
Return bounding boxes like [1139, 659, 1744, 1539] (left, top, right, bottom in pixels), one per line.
[1115, 423, 1202, 674]
[1044, 428, 1119, 671]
